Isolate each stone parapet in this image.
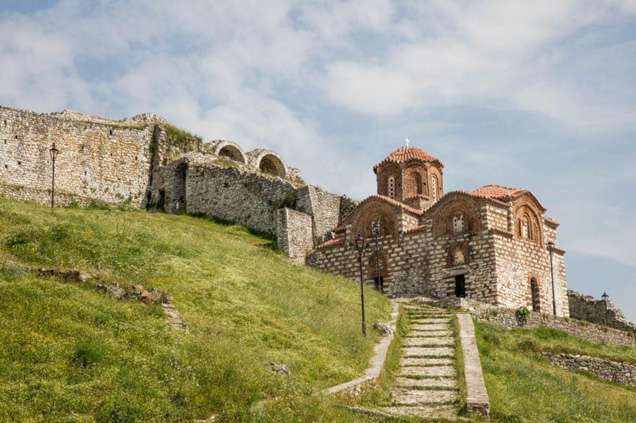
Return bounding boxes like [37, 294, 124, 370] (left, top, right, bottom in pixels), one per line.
[542, 353, 636, 386]
[457, 313, 490, 418]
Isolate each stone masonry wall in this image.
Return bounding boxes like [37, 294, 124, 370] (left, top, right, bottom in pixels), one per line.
[542, 353, 636, 386]
[295, 185, 342, 244]
[186, 164, 298, 235]
[0, 106, 157, 207]
[276, 208, 314, 263]
[568, 290, 636, 334]
[443, 297, 636, 348]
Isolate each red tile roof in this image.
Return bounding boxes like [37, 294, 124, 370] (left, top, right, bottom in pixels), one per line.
[374, 146, 442, 171]
[370, 195, 424, 216]
[468, 185, 528, 200]
[316, 237, 345, 249]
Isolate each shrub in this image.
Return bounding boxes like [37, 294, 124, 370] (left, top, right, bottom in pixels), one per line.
[515, 306, 530, 327]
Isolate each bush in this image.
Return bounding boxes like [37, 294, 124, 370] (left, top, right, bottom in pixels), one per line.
[515, 306, 530, 327]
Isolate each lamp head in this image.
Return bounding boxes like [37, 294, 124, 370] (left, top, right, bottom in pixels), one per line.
[355, 234, 365, 253]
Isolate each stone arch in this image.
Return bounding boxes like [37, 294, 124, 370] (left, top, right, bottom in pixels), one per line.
[403, 165, 427, 198]
[431, 195, 481, 237]
[247, 149, 288, 178]
[515, 203, 542, 245]
[527, 274, 542, 312]
[366, 250, 389, 290]
[349, 200, 399, 241]
[211, 140, 247, 164]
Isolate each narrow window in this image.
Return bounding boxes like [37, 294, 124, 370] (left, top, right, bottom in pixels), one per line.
[455, 274, 466, 298]
[522, 216, 531, 239]
[453, 215, 465, 233]
[531, 278, 541, 312]
[388, 176, 395, 198]
[432, 176, 438, 201]
[414, 173, 423, 195]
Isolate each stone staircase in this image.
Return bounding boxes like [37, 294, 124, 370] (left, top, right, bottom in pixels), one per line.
[379, 301, 461, 420]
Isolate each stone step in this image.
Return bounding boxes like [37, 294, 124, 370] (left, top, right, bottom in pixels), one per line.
[403, 347, 455, 358]
[401, 357, 454, 367]
[411, 318, 451, 324]
[399, 365, 457, 378]
[391, 388, 459, 406]
[406, 330, 453, 338]
[377, 405, 458, 421]
[395, 377, 458, 389]
[411, 324, 451, 331]
[403, 337, 454, 347]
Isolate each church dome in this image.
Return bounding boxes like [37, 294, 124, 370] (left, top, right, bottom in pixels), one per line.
[373, 146, 443, 173]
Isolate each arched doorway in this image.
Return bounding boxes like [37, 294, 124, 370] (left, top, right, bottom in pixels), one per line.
[530, 278, 541, 312]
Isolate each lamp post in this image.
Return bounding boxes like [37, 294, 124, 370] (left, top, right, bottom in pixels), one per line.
[49, 143, 59, 210]
[371, 220, 382, 292]
[601, 292, 609, 324]
[355, 234, 367, 337]
[547, 241, 557, 316]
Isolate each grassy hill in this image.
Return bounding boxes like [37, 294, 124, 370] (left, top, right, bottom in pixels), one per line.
[0, 197, 392, 423]
[2, 196, 636, 423]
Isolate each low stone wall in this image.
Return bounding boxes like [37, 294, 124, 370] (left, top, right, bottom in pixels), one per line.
[437, 297, 636, 348]
[542, 353, 636, 386]
[457, 313, 490, 418]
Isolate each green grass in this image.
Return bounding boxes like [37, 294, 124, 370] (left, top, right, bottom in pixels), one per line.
[477, 321, 636, 423]
[0, 197, 391, 423]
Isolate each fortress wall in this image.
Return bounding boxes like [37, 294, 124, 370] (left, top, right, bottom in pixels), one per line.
[568, 291, 636, 334]
[295, 186, 342, 244]
[276, 208, 313, 263]
[0, 107, 155, 207]
[186, 164, 298, 235]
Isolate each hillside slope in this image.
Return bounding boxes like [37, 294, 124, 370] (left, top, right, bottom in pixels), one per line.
[0, 198, 391, 423]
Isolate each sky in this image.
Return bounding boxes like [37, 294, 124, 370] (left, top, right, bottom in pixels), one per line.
[0, 0, 634, 320]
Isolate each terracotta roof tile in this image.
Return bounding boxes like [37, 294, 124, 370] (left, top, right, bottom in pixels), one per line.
[316, 237, 345, 249]
[374, 146, 442, 171]
[370, 195, 424, 215]
[468, 184, 528, 200]
[403, 225, 427, 234]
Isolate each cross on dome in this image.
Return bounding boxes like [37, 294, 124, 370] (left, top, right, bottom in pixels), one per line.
[405, 137, 410, 147]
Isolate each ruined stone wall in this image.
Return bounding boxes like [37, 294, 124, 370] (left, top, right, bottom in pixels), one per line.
[542, 353, 636, 386]
[276, 208, 314, 263]
[295, 185, 342, 244]
[444, 297, 635, 348]
[186, 164, 298, 235]
[0, 106, 157, 207]
[568, 291, 636, 334]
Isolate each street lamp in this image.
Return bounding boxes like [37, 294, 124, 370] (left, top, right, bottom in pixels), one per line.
[355, 234, 367, 337]
[371, 220, 382, 292]
[49, 143, 59, 210]
[601, 292, 610, 324]
[547, 241, 557, 316]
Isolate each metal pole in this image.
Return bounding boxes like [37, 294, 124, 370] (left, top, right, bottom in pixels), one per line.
[548, 242, 557, 316]
[51, 154, 56, 210]
[374, 222, 382, 292]
[358, 246, 366, 337]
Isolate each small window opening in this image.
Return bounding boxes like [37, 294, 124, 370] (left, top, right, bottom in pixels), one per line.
[432, 176, 438, 201]
[453, 215, 465, 233]
[388, 176, 395, 199]
[4, 165, 7, 169]
[17, 161, 21, 166]
[454, 274, 466, 298]
[414, 173, 423, 195]
[531, 278, 541, 312]
[109, 129, 113, 136]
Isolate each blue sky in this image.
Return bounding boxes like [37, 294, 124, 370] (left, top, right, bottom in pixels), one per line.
[0, 0, 634, 320]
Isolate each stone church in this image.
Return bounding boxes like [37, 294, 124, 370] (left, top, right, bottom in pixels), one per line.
[308, 145, 569, 316]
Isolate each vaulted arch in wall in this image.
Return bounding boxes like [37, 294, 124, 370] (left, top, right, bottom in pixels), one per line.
[431, 195, 480, 237]
[515, 204, 543, 245]
[403, 165, 427, 198]
[212, 140, 247, 164]
[349, 200, 399, 241]
[259, 154, 286, 177]
[377, 163, 401, 199]
[527, 274, 542, 312]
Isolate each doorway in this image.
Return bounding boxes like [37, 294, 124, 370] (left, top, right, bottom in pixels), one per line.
[454, 274, 466, 298]
[530, 278, 541, 312]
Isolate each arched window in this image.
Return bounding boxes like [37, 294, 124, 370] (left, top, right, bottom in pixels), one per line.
[453, 247, 465, 265]
[388, 176, 395, 199]
[414, 173, 423, 195]
[530, 278, 541, 312]
[432, 176, 438, 201]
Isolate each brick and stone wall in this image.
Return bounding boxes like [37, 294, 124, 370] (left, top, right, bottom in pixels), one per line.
[442, 297, 636, 348]
[542, 353, 636, 386]
[276, 208, 314, 263]
[568, 290, 636, 334]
